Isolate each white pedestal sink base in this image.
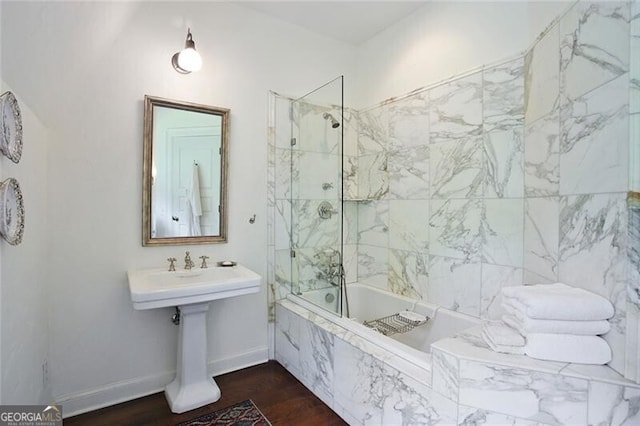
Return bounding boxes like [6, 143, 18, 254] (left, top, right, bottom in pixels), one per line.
[164, 302, 221, 413]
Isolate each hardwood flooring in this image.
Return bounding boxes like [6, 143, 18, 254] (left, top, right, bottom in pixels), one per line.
[64, 361, 347, 426]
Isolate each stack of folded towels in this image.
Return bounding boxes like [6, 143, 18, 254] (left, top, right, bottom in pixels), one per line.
[481, 283, 614, 364]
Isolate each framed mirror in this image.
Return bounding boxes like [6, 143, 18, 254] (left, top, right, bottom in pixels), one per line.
[142, 95, 229, 246]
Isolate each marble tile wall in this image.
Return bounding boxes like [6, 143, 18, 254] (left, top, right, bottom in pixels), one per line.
[351, 57, 528, 318]
[267, 0, 637, 380]
[630, 0, 640, 372]
[432, 329, 640, 426]
[523, 0, 632, 376]
[268, 93, 351, 314]
[348, 0, 635, 376]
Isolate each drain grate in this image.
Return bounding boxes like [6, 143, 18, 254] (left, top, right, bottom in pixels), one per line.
[363, 311, 429, 336]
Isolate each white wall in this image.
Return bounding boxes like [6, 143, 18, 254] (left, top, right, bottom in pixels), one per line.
[1, 1, 355, 414]
[0, 88, 51, 404]
[0, 0, 3, 404]
[355, 0, 571, 108]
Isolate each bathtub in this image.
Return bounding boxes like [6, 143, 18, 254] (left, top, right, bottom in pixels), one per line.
[275, 283, 481, 424]
[292, 283, 479, 365]
[296, 286, 340, 312]
[277, 284, 640, 425]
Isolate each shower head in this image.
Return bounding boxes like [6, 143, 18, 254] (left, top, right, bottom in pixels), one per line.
[323, 112, 340, 129]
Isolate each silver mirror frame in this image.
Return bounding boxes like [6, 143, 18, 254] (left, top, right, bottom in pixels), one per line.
[142, 95, 229, 246]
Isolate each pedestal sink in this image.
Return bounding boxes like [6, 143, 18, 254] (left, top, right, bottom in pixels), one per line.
[127, 264, 261, 413]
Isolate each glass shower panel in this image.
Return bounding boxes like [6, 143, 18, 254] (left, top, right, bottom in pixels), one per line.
[290, 76, 344, 315]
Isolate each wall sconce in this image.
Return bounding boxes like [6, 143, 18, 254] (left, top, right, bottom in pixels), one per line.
[171, 28, 202, 74]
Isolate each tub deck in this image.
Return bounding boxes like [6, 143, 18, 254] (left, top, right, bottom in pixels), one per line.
[276, 284, 640, 425]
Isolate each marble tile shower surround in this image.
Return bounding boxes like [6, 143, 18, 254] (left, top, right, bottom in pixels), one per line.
[267, 0, 638, 381]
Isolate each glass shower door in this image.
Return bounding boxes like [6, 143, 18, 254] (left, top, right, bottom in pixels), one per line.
[289, 76, 344, 315]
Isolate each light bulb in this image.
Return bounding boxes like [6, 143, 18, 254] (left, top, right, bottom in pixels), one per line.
[177, 48, 202, 72]
[171, 29, 203, 74]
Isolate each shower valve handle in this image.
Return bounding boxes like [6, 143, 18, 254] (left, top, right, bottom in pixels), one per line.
[318, 201, 338, 219]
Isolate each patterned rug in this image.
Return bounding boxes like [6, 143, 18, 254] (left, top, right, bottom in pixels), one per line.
[177, 400, 272, 426]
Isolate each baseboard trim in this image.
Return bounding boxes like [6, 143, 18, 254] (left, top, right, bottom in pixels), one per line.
[57, 346, 269, 418]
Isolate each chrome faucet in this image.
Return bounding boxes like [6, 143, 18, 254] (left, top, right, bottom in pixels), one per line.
[184, 251, 195, 270]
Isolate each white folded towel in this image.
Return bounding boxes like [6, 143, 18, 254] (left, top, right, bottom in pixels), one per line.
[501, 283, 614, 321]
[482, 320, 525, 346]
[502, 311, 611, 336]
[524, 333, 612, 365]
[482, 330, 526, 355]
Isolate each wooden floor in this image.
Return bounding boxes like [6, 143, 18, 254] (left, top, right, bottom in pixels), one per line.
[65, 361, 347, 426]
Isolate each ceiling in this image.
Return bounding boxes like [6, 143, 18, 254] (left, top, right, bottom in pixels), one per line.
[238, 1, 428, 45]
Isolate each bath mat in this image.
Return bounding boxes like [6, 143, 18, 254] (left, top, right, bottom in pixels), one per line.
[177, 399, 272, 426]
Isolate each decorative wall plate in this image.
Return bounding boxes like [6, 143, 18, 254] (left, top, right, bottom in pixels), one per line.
[0, 91, 23, 163]
[0, 178, 24, 245]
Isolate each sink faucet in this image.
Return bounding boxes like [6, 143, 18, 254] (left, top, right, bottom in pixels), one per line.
[167, 257, 177, 272]
[184, 251, 195, 270]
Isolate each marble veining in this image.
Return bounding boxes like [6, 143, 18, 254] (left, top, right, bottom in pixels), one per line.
[333, 338, 387, 424]
[379, 368, 458, 425]
[299, 321, 335, 404]
[483, 58, 525, 133]
[524, 110, 560, 197]
[429, 73, 483, 144]
[296, 151, 341, 200]
[430, 199, 483, 262]
[524, 197, 560, 284]
[587, 380, 640, 425]
[274, 147, 292, 200]
[292, 199, 340, 249]
[524, 24, 560, 125]
[559, 1, 630, 102]
[357, 200, 389, 247]
[559, 193, 627, 300]
[274, 303, 301, 376]
[388, 145, 430, 200]
[457, 404, 547, 426]
[483, 127, 524, 199]
[358, 244, 389, 290]
[343, 155, 358, 200]
[480, 264, 523, 320]
[430, 137, 484, 199]
[428, 256, 481, 316]
[273, 249, 292, 299]
[432, 349, 460, 402]
[342, 244, 358, 284]
[388, 91, 429, 151]
[559, 73, 629, 195]
[358, 152, 389, 200]
[296, 247, 341, 292]
[559, 193, 628, 372]
[359, 105, 389, 154]
[629, 200, 640, 308]
[343, 107, 359, 157]
[342, 202, 358, 245]
[483, 199, 524, 267]
[631, 0, 640, 114]
[388, 248, 428, 300]
[458, 360, 589, 425]
[388, 199, 429, 252]
[333, 337, 457, 425]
